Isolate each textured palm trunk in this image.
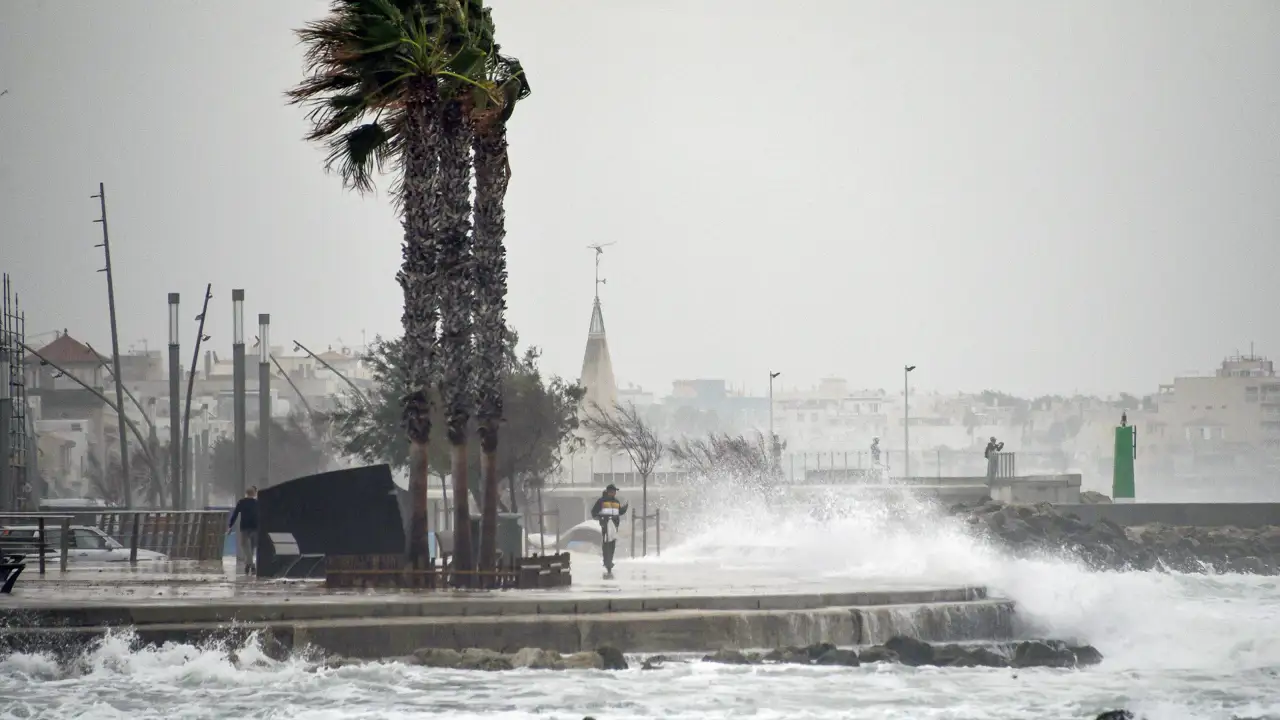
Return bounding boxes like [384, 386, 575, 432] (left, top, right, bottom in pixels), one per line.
[399, 76, 443, 571]
[473, 123, 510, 576]
[437, 98, 476, 584]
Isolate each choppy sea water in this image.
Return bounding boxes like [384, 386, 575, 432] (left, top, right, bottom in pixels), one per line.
[4, 487, 1280, 719]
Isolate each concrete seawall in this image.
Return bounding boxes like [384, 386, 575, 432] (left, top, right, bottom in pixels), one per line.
[1, 587, 1015, 659]
[1056, 502, 1280, 529]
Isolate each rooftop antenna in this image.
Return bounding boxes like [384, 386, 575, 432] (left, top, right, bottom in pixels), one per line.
[587, 242, 616, 302]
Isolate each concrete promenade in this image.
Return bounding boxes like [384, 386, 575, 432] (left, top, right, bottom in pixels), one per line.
[0, 556, 1014, 657]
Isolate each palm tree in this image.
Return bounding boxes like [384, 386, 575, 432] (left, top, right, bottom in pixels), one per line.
[471, 39, 530, 574]
[436, 73, 478, 580]
[287, 0, 490, 570]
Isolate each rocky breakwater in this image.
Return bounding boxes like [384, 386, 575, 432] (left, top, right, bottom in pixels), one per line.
[320, 636, 1102, 673]
[951, 499, 1280, 574]
[323, 646, 630, 672]
[696, 635, 1102, 670]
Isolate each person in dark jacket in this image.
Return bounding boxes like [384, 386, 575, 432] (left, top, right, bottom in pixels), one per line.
[590, 484, 628, 576]
[227, 486, 259, 575]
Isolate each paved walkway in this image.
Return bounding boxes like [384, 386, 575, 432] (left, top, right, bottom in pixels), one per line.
[0, 553, 963, 607]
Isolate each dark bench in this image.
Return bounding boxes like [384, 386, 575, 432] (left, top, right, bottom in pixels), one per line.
[1, 553, 26, 594]
[261, 533, 326, 579]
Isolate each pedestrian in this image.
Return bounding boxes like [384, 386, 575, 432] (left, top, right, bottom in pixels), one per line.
[590, 484, 628, 578]
[227, 486, 259, 575]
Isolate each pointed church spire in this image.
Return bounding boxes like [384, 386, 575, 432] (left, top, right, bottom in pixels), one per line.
[588, 297, 606, 337]
[580, 244, 618, 409]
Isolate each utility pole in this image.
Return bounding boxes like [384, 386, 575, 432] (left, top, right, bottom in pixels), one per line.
[904, 364, 917, 479]
[292, 340, 369, 407]
[768, 370, 781, 472]
[232, 289, 246, 498]
[168, 293, 181, 508]
[258, 314, 271, 487]
[181, 284, 212, 507]
[0, 344, 10, 510]
[93, 183, 132, 507]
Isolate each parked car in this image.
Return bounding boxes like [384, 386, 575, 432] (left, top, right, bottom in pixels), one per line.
[0, 525, 168, 562]
[527, 519, 615, 555]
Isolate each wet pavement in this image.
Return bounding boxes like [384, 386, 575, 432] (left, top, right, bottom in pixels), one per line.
[0, 553, 968, 608]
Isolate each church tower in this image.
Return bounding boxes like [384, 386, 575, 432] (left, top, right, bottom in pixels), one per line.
[579, 296, 618, 410]
[578, 243, 618, 410]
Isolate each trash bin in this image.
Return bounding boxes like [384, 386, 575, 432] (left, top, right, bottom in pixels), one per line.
[497, 513, 523, 560]
[463, 513, 524, 561]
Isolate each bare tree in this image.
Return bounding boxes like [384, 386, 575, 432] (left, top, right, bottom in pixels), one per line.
[583, 401, 664, 555]
[669, 431, 775, 484]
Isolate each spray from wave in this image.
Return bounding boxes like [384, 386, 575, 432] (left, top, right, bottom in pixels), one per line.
[0, 629, 312, 682]
[657, 475, 1280, 671]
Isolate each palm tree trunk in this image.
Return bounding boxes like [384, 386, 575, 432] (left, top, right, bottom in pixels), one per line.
[472, 122, 511, 577]
[400, 76, 443, 570]
[437, 98, 476, 584]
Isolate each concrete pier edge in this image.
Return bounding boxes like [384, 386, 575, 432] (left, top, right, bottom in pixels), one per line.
[2, 586, 988, 626]
[0, 586, 1015, 659]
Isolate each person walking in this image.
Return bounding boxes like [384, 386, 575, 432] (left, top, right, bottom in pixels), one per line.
[227, 486, 259, 575]
[590, 484, 628, 577]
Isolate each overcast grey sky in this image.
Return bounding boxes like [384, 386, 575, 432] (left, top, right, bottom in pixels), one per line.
[2, 1, 1277, 398]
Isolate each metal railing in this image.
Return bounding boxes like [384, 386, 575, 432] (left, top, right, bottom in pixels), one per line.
[630, 508, 661, 559]
[1, 510, 226, 565]
[988, 451, 1017, 480]
[0, 514, 73, 574]
[571, 448, 1052, 487]
[93, 511, 227, 561]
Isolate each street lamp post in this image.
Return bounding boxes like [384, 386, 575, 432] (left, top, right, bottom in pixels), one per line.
[167, 293, 181, 508]
[0, 344, 10, 510]
[232, 289, 246, 498]
[258, 314, 270, 487]
[904, 364, 917, 478]
[768, 370, 781, 471]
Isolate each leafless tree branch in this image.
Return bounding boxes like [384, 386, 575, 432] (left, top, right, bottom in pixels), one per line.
[669, 431, 775, 482]
[583, 401, 664, 477]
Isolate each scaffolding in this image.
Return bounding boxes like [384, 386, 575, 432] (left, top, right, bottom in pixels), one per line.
[1, 273, 31, 511]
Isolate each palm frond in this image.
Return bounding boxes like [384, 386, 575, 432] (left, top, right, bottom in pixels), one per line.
[289, 0, 469, 197]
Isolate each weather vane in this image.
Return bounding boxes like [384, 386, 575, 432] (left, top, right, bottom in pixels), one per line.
[587, 242, 616, 302]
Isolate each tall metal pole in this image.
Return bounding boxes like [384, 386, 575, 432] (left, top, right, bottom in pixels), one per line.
[181, 284, 212, 507]
[232, 289, 247, 497]
[768, 370, 780, 471]
[258, 314, 271, 487]
[292, 340, 370, 407]
[0, 346, 11, 511]
[270, 353, 314, 418]
[168, 293, 182, 509]
[93, 182, 132, 508]
[904, 364, 916, 478]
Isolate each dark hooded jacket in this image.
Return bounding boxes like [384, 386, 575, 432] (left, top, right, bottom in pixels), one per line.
[591, 493, 627, 531]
